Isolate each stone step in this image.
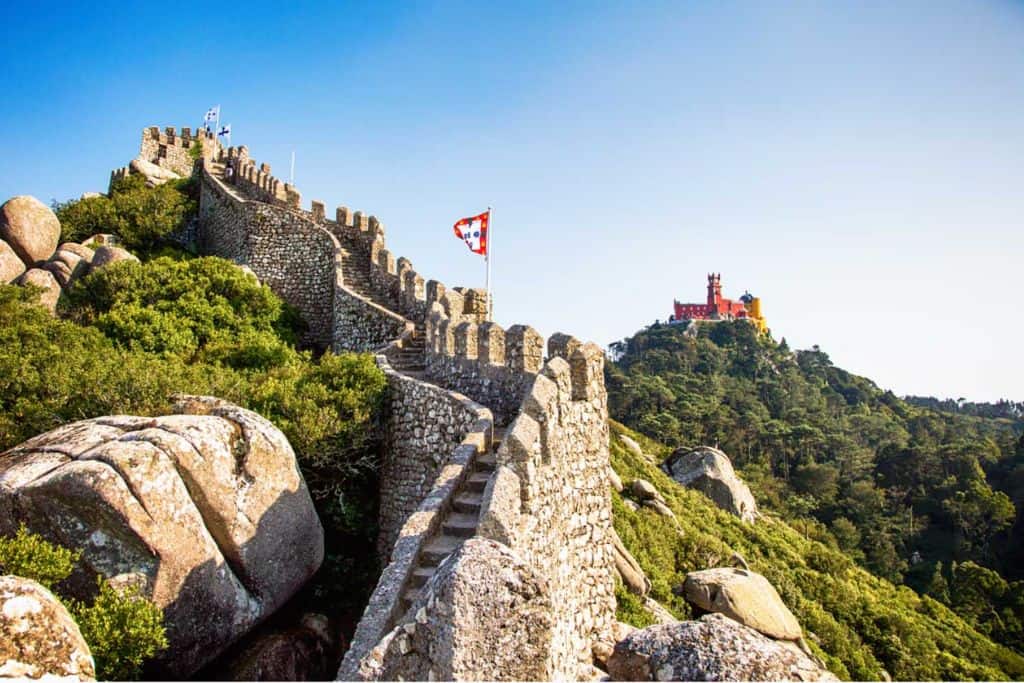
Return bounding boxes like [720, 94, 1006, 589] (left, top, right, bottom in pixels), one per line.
[420, 535, 462, 567]
[453, 491, 483, 515]
[401, 588, 420, 609]
[410, 566, 435, 588]
[400, 370, 427, 380]
[465, 471, 490, 494]
[476, 453, 497, 472]
[442, 512, 479, 538]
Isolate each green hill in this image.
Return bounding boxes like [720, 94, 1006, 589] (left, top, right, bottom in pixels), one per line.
[609, 420, 1024, 681]
[605, 319, 1024, 675]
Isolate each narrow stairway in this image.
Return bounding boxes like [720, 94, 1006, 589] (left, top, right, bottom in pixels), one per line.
[399, 426, 504, 613]
[389, 324, 426, 379]
[336, 240, 394, 310]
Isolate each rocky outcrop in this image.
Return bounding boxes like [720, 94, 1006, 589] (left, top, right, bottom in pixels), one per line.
[611, 528, 650, 596]
[630, 478, 676, 520]
[42, 248, 89, 288]
[90, 245, 139, 271]
[0, 239, 25, 283]
[607, 613, 836, 682]
[619, 434, 647, 461]
[130, 156, 182, 187]
[682, 567, 802, 641]
[0, 396, 324, 678]
[218, 613, 341, 681]
[356, 538, 554, 681]
[0, 196, 60, 266]
[0, 575, 96, 681]
[58, 242, 95, 264]
[662, 446, 758, 522]
[17, 268, 61, 314]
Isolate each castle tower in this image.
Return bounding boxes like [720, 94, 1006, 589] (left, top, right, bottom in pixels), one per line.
[707, 272, 722, 308]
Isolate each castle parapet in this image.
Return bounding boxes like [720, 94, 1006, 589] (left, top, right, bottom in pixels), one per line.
[140, 125, 217, 176]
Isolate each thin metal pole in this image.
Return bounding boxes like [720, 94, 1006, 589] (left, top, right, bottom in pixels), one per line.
[290, 150, 296, 185]
[486, 206, 493, 321]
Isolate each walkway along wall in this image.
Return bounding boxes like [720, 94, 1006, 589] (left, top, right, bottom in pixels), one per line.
[184, 132, 615, 681]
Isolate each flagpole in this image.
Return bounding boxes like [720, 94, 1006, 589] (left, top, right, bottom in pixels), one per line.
[290, 151, 296, 185]
[486, 206, 493, 321]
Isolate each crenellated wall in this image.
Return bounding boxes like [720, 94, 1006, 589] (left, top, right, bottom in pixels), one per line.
[423, 299, 541, 424]
[140, 126, 218, 176]
[221, 146, 303, 209]
[476, 337, 616, 678]
[198, 168, 336, 347]
[148, 124, 617, 681]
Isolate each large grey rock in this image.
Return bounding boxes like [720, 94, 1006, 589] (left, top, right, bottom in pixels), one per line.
[619, 434, 647, 460]
[0, 239, 25, 283]
[354, 538, 554, 681]
[58, 242, 95, 264]
[607, 613, 836, 682]
[0, 195, 60, 266]
[17, 268, 60, 314]
[130, 156, 182, 187]
[217, 613, 339, 681]
[90, 245, 138, 271]
[0, 575, 96, 681]
[663, 446, 758, 522]
[0, 395, 324, 678]
[683, 567, 802, 641]
[43, 249, 89, 288]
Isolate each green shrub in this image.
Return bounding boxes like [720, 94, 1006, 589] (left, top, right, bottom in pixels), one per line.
[54, 175, 196, 253]
[52, 194, 118, 244]
[0, 524, 80, 589]
[69, 578, 168, 681]
[0, 526, 167, 680]
[62, 255, 304, 367]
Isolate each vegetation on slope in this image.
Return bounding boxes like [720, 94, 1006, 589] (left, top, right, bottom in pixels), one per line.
[609, 421, 1024, 681]
[606, 320, 1024, 653]
[53, 174, 197, 254]
[3, 178, 391, 671]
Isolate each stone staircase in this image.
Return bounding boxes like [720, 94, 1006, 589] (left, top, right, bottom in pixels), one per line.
[336, 239, 394, 310]
[390, 325, 426, 378]
[399, 426, 504, 613]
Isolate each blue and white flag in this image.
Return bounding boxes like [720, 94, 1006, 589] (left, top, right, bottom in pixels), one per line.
[217, 124, 231, 137]
[204, 106, 219, 123]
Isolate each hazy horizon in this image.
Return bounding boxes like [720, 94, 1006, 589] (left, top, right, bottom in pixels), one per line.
[2, 1, 1021, 402]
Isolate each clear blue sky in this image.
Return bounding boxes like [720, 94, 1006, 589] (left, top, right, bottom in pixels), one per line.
[2, 1, 1022, 401]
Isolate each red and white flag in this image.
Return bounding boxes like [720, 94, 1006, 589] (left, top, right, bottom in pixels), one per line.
[453, 210, 489, 256]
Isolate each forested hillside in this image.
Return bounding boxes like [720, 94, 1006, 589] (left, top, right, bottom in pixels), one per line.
[606, 320, 1024, 655]
[609, 422, 1024, 681]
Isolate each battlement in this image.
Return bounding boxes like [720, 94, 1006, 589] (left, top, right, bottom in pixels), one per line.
[218, 146, 302, 210]
[140, 125, 218, 176]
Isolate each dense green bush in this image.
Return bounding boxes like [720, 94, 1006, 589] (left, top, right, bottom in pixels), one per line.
[69, 579, 169, 681]
[53, 175, 197, 252]
[609, 421, 1024, 681]
[0, 525, 167, 680]
[0, 525, 80, 590]
[62, 255, 304, 366]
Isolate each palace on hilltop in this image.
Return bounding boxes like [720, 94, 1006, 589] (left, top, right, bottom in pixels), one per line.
[671, 273, 767, 333]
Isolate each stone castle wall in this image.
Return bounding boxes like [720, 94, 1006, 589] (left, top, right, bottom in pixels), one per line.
[376, 361, 492, 557]
[198, 168, 336, 347]
[477, 337, 616, 678]
[170, 126, 615, 681]
[140, 126, 218, 176]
